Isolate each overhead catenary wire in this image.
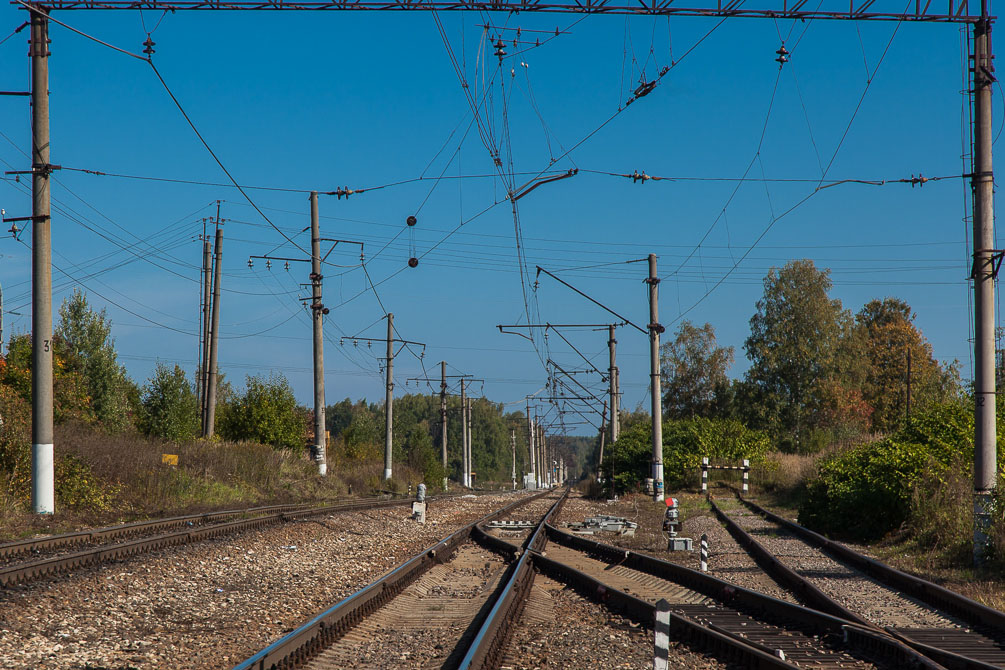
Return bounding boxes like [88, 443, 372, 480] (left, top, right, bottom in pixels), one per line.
[667, 9, 909, 327]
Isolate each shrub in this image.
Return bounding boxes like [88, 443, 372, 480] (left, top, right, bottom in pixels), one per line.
[0, 382, 31, 509]
[798, 402, 1002, 540]
[219, 374, 305, 449]
[601, 417, 770, 494]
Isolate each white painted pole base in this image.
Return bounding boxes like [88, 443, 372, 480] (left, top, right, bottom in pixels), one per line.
[318, 462, 327, 477]
[32, 443, 54, 514]
[383, 468, 392, 480]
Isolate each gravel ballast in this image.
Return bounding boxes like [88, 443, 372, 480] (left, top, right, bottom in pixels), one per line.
[0, 492, 530, 669]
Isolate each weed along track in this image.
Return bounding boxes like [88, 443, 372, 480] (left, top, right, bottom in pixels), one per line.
[711, 492, 1005, 669]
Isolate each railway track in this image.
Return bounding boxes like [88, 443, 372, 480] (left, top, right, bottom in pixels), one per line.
[0, 494, 465, 588]
[236, 489, 951, 670]
[710, 491, 1005, 670]
[533, 513, 940, 669]
[232, 488, 559, 670]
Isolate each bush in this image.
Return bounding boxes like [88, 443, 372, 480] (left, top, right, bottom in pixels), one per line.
[798, 402, 1002, 540]
[219, 374, 305, 449]
[0, 381, 31, 510]
[55, 452, 118, 511]
[602, 417, 770, 494]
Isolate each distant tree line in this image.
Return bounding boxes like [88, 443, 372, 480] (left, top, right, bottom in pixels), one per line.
[0, 290, 593, 498]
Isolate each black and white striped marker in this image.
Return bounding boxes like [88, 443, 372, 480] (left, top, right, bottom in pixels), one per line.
[654, 598, 670, 670]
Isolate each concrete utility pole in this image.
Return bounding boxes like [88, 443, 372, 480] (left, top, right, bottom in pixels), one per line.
[199, 228, 211, 418]
[204, 224, 223, 438]
[441, 361, 448, 490]
[466, 396, 473, 487]
[647, 254, 665, 502]
[460, 379, 468, 487]
[526, 401, 536, 488]
[511, 429, 517, 490]
[310, 192, 327, 476]
[972, 16, 996, 566]
[608, 324, 620, 444]
[906, 347, 912, 421]
[534, 416, 542, 488]
[383, 312, 394, 481]
[30, 8, 53, 514]
[543, 431, 549, 486]
[598, 400, 608, 479]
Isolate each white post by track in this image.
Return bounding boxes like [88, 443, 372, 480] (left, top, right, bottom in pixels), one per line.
[742, 459, 750, 493]
[654, 598, 670, 670]
[701, 457, 709, 493]
[699, 534, 709, 572]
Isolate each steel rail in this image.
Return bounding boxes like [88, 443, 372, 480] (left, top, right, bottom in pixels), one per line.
[710, 494, 1005, 670]
[735, 493, 1005, 634]
[457, 489, 570, 669]
[530, 552, 799, 669]
[0, 501, 313, 560]
[231, 489, 552, 670]
[543, 522, 946, 670]
[0, 494, 464, 588]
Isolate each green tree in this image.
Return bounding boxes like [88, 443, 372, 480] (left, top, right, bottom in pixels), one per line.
[661, 321, 734, 419]
[55, 290, 134, 431]
[856, 298, 960, 432]
[139, 364, 199, 441]
[219, 373, 304, 448]
[3, 333, 92, 424]
[743, 260, 848, 444]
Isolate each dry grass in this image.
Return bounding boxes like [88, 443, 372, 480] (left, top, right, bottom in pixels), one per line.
[0, 423, 429, 540]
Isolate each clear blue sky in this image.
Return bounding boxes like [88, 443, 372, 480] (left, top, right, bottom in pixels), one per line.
[0, 5, 990, 434]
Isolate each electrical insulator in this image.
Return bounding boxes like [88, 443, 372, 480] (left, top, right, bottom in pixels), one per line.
[407, 215, 417, 226]
[408, 257, 419, 268]
[494, 39, 507, 59]
[247, 259, 253, 268]
[284, 261, 290, 271]
[266, 259, 272, 270]
[775, 45, 790, 64]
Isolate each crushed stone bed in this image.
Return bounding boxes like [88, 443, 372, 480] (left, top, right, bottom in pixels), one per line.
[0, 492, 529, 669]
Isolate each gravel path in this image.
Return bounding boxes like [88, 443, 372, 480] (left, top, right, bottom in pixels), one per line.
[0, 492, 529, 669]
[722, 502, 962, 629]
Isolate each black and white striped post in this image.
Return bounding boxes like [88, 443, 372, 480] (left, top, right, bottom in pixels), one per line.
[654, 597, 670, 670]
[742, 459, 750, 493]
[701, 457, 709, 492]
[699, 534, 708, 572]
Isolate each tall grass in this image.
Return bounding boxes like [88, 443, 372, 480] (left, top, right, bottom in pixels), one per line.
[0, 423, 428, 538]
